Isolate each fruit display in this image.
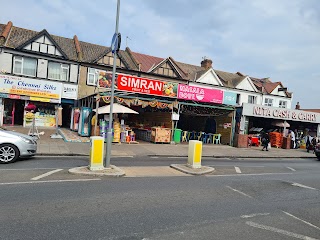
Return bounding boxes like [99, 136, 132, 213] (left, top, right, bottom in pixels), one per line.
[162, 82, 177, 97]
[98, 71, 117, 88]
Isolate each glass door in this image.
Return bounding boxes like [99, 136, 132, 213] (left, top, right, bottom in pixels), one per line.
[3, 99, 14, 125]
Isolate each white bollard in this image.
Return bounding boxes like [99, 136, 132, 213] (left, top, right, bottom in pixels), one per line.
[188, 140, 202, 168]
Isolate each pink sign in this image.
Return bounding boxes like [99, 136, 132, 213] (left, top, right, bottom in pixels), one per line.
[177, 84, 223, 104]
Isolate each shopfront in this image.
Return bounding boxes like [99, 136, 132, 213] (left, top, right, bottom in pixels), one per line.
[239, 103, 320, 148]
[95, 72, 236, 144]
[0, 74, 62, 127]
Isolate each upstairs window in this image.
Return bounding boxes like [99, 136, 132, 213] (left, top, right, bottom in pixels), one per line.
[48, 62, 69, 81]
[248, 95, 256, 104]
[87, 68, 99, 86]
[236, 94, 241, 105]
[13, 56, 37, 77]
[279, 100, 287, 108]
[264, 98, 273, 106]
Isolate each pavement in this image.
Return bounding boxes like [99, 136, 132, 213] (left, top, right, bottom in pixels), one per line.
[4, 126, 318, 177]
[4, 126, 316, 159]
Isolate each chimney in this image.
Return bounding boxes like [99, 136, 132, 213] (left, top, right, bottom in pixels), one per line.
[73, 35, 83, 61]
[0, 21, 13, 45]
[295, 102, 300, 110]
[201, 58, 212, 70]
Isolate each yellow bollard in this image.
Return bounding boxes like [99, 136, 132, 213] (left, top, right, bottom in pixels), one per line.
[89, 136, 105, 170]
[188, 140, 202, 168]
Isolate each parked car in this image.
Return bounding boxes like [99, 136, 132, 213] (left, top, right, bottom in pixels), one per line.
[314, 143, 320, 160]
[0, 127, 37, 163]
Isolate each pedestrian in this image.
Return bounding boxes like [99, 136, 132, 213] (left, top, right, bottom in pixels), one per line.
[261, 132, 270, 151]
[289, 130, 296, 149]
[306, 134, 311, 153]
[311, 136, 317, 154]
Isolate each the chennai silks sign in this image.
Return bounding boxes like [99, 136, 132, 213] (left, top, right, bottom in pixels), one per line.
[242, 103, 320, 123]
[0, 74, 62, 102]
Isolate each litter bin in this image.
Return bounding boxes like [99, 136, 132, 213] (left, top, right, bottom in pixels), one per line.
[173, 129, 182, 143]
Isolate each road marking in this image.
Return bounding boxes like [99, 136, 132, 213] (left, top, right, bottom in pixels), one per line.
[241, 213, 270, 218]
[287, 167, 296, 172]
[226, 186, 253, 198]
[150, 156, 159, 159]
[235, 166, 242, 173]
[0, 168, 63, 171]
[31, 169, 63, 181]
[246, 221, 319, 240]
[291, 183, 317, 190]
[0, 179, 101, 186]
[206, 173, 293, 177]
[282, 211, 320, 230]
[168, 156, 185, 159]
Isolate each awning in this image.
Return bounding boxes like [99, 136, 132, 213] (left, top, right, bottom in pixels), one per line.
[94, 103, 139, 114]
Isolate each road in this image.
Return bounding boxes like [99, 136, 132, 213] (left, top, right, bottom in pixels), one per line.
[0, 156, 319, 240]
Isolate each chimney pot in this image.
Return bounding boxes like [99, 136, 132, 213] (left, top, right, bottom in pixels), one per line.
[295, 102, 300, 110]
[201, 59, 212, 70]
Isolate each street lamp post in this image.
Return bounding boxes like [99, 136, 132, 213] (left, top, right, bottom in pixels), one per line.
[105, 0, 120, 168]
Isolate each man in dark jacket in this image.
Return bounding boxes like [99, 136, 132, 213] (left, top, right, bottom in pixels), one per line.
[261, 132, 270, 151]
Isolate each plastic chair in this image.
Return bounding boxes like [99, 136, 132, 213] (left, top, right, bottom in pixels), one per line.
[214, 134, 221, 144]
[197, 132, 204, 141]
[206, 133, 214, 144]
[202, 133, 210, 144]
[181, 131, 189, 142]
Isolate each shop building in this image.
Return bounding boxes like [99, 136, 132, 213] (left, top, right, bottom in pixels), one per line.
[0, 21, 80, 128]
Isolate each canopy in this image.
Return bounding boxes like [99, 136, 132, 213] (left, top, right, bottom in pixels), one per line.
[94, 103, 139, 114]
[271, 120, 290, 128]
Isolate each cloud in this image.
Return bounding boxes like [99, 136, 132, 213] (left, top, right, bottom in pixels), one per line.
[0, 0, 319, 108]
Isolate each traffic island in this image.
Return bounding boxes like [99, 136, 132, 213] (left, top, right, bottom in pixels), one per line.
[170, 164, 215, 175]
[68, 165, 125, 177]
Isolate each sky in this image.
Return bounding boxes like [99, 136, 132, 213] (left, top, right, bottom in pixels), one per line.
[1, 0, 320, 108]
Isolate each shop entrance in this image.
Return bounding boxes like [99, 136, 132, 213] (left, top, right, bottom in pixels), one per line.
[3, 99, 25, 126]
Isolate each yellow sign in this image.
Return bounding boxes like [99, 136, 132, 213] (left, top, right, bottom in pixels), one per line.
[30, 97, 51, 102]
[9, 89, 59, 99]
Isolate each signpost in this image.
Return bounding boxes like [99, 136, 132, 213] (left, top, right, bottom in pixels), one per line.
[105, 0, 121, 169]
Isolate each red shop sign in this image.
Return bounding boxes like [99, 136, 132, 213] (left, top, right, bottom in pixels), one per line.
[117, 74, 178, 98]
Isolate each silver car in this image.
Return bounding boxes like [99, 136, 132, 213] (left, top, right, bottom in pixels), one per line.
[0, 128, 37, 163]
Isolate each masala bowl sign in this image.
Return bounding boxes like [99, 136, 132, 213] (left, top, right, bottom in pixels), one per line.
[177, 84, 223, 104]
[117, 74, 178, 98]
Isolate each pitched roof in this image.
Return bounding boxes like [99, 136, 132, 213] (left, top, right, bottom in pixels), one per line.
[130, 51, 163, 72]
[215, 70, 246, 88]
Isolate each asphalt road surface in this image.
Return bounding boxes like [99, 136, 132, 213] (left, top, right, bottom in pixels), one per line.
[0, 156, 319, 240]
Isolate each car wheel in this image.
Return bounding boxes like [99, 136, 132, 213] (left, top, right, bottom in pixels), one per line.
[0, 144, 20, 164]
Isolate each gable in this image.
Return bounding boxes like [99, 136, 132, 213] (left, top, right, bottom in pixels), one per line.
[196, 69, 223, 86]
[271, 84, 287, 97]
[18, 30, 67, 58]
[151, 61, 178, 78]
[236, 76, 257, 92]
[97, 51, 126, 68]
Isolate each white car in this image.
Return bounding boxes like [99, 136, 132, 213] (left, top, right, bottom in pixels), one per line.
[0, 128, 37, 163]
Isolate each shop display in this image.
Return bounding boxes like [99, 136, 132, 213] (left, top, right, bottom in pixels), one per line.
[151, 127, 171, 143]
[269, 132, 283, 148]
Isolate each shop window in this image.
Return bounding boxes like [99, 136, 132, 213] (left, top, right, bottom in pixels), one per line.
[279, 100, 287, 108]
[248, 95, 256, 104]
[87, 68, 99, 86]
[13, 56, 37, 77]
[264, 98, 273, 106]
[48, 62, 69, 81]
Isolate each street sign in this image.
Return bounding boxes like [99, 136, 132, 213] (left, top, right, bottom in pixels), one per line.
[111, 33, 121, 54]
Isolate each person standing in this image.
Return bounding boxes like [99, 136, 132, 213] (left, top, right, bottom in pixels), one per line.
[290, 130, 296, 149]
[261, 132, 270, 151]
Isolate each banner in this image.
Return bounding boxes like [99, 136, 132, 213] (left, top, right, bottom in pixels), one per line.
[0, 74, 62, 101]
[117, 74, 178, 98]
[177, 84, 223, 104]
[223, 91, 237, 105]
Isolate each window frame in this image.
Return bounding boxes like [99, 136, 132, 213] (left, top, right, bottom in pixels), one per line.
[279, 100, 287, 108]
[248, 95, 256, 104]
[264, 98, 273, 106]
[13, 56, 37, 77]
[87, 68, 99, 86]
[47, 61, 70, 81]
